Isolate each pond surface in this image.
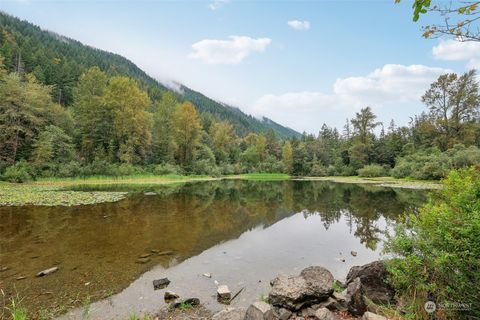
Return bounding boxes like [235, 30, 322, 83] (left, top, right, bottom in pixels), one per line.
[0, 180, 427, 319]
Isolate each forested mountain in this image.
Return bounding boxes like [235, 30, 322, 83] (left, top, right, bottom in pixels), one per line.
[0, 11, 299, 138]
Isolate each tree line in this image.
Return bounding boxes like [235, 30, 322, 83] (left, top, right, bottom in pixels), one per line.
[1, 53, 479, 182]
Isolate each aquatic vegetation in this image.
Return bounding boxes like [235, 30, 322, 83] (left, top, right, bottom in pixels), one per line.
[0, 182, 127, 206]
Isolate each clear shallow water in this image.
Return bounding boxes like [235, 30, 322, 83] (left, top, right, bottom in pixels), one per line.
[0, 180, 426, 319]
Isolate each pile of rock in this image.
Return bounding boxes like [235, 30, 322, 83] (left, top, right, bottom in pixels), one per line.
[212, 261, 394, 320]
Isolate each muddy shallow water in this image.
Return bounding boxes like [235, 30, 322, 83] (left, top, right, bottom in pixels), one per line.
[0, 180, 426, 319]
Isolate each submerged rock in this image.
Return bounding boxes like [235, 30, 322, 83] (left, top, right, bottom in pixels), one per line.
[136, 257, 151, 264]
[346, 260, 394, 305]
[36, 266, 59, 277]
[269, 266, 334, 311]
[350, 251, 357, 257]
[153, 278, 170, 290]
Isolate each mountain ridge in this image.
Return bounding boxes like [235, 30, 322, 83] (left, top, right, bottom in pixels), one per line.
[0, 11, 300, 138]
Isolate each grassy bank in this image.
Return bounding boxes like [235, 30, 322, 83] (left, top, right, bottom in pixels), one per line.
[294, 176, 443, 190]
[0, 173, 441, 207]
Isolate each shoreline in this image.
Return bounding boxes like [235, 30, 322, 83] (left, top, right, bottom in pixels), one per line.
[0, 174, 439, 207]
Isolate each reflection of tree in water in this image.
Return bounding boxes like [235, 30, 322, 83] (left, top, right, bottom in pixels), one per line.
[284, 181, 426, 250]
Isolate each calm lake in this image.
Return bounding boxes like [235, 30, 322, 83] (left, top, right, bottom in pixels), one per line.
[0, 180, 427, 319]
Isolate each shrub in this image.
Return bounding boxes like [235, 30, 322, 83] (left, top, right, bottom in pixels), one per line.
[2, 161, 35, 183]
[310, 164, 327, 177]
[191, 159, 220, 176]
[357, 164, 386, 177]
[390, 160, 412, 178]
[384, 168, 480, 318]
[153, 163, 183, 175]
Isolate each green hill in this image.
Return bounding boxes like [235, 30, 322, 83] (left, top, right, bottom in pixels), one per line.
[0, 11, 300, 138]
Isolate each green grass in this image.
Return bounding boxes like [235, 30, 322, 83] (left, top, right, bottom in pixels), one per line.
[4, 298, 27, 320]
[236, 173, 290, 180]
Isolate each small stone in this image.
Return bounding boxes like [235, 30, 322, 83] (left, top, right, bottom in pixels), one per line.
[183, 298, 200, 306]
[212, 308, 246, 320]
[314, 307, 339, 320]
[144, 192, 157, 196]
[36, 266, 59, 277]
[16, 276, 27, 281]
[153, 278, 170, 290]
[136, 257, 151, 264]
[157, 251, 174, 256]
[0, 266, 9, 272]
[84, 282, 90, 286]
[362, 312, 388, 320]
[139, 253, 152, 258]
[164, 291, 179, 301]
[278, 308, 292, 320]
[245, 301, 275, 320]
[217, 285, 231, 302]
[203, 273, 212, 278]
[350, 251, 358, 257]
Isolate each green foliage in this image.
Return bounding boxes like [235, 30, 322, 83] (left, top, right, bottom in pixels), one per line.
[385, 168, 480, 318]
[153, 163, 183, 175]
[2, 160, 35, 182]
[391, 145, 480, 180]
[358, 164, 387, 178]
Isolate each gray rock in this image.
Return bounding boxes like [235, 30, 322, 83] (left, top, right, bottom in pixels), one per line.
[164, 291, 179, 301]
[314, 307, 339, 320]
[153, 278, 170, 290]
[217, 285, 231, 302]
[277, 308, 292, 320]
[245, 301, 277, 320]
[362, 312, 388, 320]
[346, 260, 395, 305]
[36, 266, 58, 277]
[184, 297, 200, 306]
[172, 297, 200, 308]
[312, 297, 346, 312]
[212, 307, 246, 320]
[345, 277, 366, 316]
[350, 251, 358, 257]
[136, 257, 151, 264]
[269, 266, 333, 311]
[203, 272, 212, 278]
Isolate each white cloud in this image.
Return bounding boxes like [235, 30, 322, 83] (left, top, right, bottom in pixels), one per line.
[432, 39, 480, 69]
[251, 64, 450, 133]
[209, 0, 230, 11]
[287, 20, 311, 31]
[189, 36, 271, 65]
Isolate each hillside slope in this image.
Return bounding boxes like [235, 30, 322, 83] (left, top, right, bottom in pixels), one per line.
[0, 12, 300, 138]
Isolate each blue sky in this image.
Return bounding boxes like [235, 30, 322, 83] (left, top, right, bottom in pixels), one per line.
[1, 0, 478, 133]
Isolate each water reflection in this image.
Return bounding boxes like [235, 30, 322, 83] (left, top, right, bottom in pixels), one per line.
[0, 180, 425, 317]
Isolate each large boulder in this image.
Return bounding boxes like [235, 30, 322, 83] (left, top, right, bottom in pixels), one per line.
[269, 266, 334, 311]
[346, 260, 395, 305]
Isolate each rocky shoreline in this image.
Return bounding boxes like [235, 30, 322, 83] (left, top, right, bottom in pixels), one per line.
[153, 260, 395, 320]
[209, 260, 394, 320]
